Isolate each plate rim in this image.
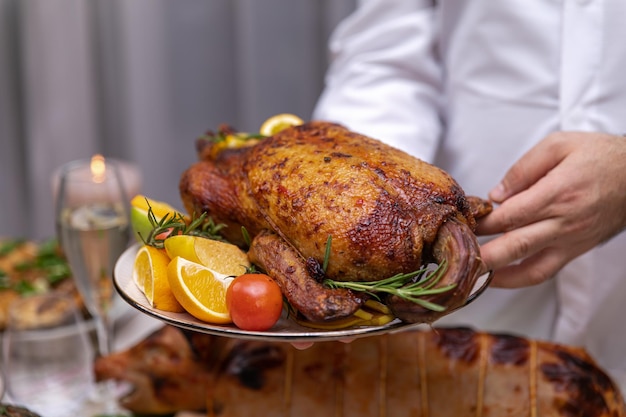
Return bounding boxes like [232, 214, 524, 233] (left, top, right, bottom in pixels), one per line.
[112, 243, 430, 342]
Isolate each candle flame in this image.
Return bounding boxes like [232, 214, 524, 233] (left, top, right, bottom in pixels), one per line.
[90, 154, 106, 183]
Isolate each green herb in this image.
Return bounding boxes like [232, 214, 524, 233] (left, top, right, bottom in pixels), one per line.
[0, 238, 25, 256]
[0, 271, 10, 289]
[241, 226, 252, 248]
[321, 235, 454, 312]
[323, 234, 332, 273]
[13, 280, 37, 296]
[14, 260, 33, 272]
[36, 238, 59, 257]
[324, 260, 454, 312]
[141, 200, 227, 249]
[198, 130, 264, 144]
[45, 262, 72, 284]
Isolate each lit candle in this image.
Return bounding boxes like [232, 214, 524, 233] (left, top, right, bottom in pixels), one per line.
[52, 155, 142, 207]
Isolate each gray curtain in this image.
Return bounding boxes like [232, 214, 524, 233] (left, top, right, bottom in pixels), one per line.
[0, 0, 356, 240]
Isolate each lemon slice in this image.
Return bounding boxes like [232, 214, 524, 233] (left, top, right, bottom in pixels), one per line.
[133, 245, 184, 313]
[164, 235, 250, 277]
[167, 256, 233, 324]
[259, 113, 304, 136]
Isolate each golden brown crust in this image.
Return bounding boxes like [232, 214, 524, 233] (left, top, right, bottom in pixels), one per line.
[93, 325, 214, 414]
[248, 230, 364, 322]
[387, 218, 485, 323]
[179, 158, 266, 247]
[179, 121, 493, 322]
[213, 328, 626, 417]
[244, 122, 472, 281]
[466, 195, 494, 220]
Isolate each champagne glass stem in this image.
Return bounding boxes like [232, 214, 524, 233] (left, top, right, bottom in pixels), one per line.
[94, 313, 112, 357]
[93, 309, 122, 413]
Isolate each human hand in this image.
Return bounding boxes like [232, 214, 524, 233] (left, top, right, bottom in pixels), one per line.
[476, 131, 626, 288]
[291, 342, 315, 350]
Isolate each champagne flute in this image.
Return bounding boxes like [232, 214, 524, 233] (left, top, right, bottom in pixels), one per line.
[54, 155, 131, 411]
[2, 293, 95, 416]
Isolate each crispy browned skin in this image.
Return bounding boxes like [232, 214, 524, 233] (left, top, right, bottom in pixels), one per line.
[93, 325, 219, 414]
[94, 325, 626, 416]
[248, 230, 364, 321]
[387, 217, 484, 322]
[180, 121, 491, 323]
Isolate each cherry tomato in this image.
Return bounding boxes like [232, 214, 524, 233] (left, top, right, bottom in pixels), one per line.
[226, 273, 283, 331]
[154, 227, 182, 241]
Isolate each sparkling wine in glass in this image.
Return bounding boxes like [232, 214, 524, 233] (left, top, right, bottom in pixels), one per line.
[54, 155, 131, 412]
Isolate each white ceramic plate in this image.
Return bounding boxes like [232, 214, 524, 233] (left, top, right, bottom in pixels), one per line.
[113, 244, 492, 343]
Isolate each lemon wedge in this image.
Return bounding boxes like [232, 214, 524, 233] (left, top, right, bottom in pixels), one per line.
[133, 245, 184, 313]
[259, 113, 304, 136]
[167, 256, 233, 324]
[164, 235, 250, 277]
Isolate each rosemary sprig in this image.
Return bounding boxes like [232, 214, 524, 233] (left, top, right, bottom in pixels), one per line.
[321, 235, 454, 312]
[324, 260, 454, 312]
[322, 234, 332, 273]
[241, 226, 252, 248]
[142, 202, 227, 249]
[198, 130, 264, 144]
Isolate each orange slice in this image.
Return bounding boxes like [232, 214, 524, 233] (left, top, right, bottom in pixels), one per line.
[133, 245, 184, 313]
[167, 256, 233, 324]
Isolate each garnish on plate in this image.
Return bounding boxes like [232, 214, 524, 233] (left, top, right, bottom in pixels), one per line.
[135, 198, 226, 249]
[322, 235, 455, 312]
[324, 260, 453, 312]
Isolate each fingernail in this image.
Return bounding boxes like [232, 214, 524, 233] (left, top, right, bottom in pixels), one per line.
[489, 183, 506, 202]
[291, 342, 314, 350]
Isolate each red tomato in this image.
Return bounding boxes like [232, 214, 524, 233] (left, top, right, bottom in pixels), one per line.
[226, 274, 283, 331]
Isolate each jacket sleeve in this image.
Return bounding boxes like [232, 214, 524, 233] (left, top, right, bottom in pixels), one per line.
[312, 0, 442, 162]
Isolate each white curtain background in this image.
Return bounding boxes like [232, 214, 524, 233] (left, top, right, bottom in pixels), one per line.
[0, 0, 356, 240]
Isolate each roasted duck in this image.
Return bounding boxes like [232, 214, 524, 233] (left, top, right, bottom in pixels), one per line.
[94, 325, 626, 416]
[179, 121, 492, 323]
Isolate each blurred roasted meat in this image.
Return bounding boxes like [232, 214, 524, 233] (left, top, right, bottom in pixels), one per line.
[0, 404, 42, 417]
[95, 325, 626, 416]
[0, 238, 81, 330]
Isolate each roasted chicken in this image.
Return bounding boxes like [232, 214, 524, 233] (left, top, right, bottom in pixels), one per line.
[180, 121, 491, 323]
[94, 325, 626, 416]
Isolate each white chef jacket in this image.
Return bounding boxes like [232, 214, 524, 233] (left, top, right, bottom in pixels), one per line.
[313, 0, 626, 393]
